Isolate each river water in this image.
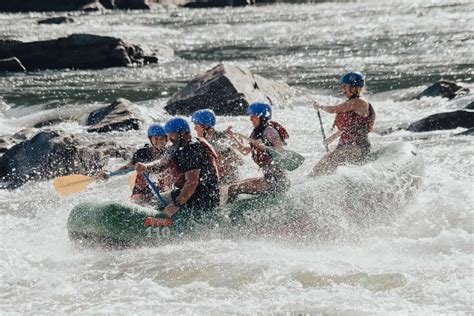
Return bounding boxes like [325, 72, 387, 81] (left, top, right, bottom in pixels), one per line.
[0, 0, 473, 314]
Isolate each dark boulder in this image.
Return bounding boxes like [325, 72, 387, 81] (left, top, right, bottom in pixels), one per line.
[113, 0, 158, 9]
[0, 131, 109, 189]
[165, 63, 290, 116]
[183, 0, 252, 8]
[407, 110, 474, 132]
[38, 17, 75, 25]
[0, 34, 160, 71]
[86, 98, 143, 133]
[416, 80, 469, 100]
[0, 57, 26, 72]
[0, 0, 103, 12]
[465, 101, 474, 110]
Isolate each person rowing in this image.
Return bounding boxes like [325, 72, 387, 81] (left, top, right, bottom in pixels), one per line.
[191, 109, 242, 185]
[97, 123, 172, 204]
[225, 102, 290, 202]
[310, 71, 376, 176]
[135, 117, 220, 220]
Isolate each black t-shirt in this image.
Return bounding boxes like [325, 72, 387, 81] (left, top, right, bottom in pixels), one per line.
[130, 144, 155, 165]
[170, 139, 219, 211]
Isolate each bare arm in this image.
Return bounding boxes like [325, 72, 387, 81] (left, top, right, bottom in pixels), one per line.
[96, 162, 134, 179]
[226, 127, 251, 155]
[135, 156, 170, 174]
[118, 162, 134, 171]
[314, 99, 368, 116]
[174, 169, 200, 206]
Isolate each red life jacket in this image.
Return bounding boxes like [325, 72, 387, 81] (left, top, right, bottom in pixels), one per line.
[250, 120, 289, 167]
[335, 103, 375, 145]
[197, 137, 220, 180]
[168, 159, 185, 189]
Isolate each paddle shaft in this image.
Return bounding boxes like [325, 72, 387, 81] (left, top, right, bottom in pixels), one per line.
[142, 172, 168, 208]
[317, 109, 329, 152]
[108, 167, 135, 177]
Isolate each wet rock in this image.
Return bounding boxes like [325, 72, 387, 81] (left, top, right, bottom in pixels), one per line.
[86, 98, 143, 133]
[0, 131, 109, 189]
[0, 34, 161, 71]
[0, 137, 13, 153]
[112, 0, 159, 9]
[33, 119, 65, 128]
[407, 110, 474, 132]
[465, 101, 474, 110]
[38, 17, 75, 25]
[0, 57, 26, 72]
[99, 0, 159, 9]
[416, 80, 469, 100]
[183, 0, 252, 8]
[455, 128, 474, 136]
[165, 63, 290, 116]
[0, 0, 103, 12]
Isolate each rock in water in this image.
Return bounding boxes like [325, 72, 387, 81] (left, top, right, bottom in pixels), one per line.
[0, 34, 161, 71]
[407, 110, 474, 132]
[416, 80, 469, 99]
[165, 63, 290, 116]
[86, 98, 143, 133]
[0, 131, 108, 188]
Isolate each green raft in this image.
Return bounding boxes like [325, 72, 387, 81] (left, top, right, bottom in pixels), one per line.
[67, 196, 275, 247]
[68, 142, 424, 247]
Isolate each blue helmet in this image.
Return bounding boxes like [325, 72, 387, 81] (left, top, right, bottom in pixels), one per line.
[164, 117, 191, 134]
[147, 123, 166, 138]
[340, 71, 365, 87]
[246, 102, 272, 119]
[191, 109, 216, 128]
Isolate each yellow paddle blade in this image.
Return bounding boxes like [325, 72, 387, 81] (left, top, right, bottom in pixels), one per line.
[128, 172, 137, 189]
[53, 174, 95, 197]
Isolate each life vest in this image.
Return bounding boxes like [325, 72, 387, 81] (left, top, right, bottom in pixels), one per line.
[335, 102, 376, 145]
[167, 138, 220, 189]
[250, 120, 288, 167]
[196, 137, 220, 179]
[168, 159, 185, 189]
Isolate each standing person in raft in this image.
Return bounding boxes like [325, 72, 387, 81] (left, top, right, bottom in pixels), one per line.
[310, 71, 376, 176]
[97, 123, 172, 204]
[225, 102, 290, 202]
[191, 109, 243, 185]
[136, 117, 220, 219]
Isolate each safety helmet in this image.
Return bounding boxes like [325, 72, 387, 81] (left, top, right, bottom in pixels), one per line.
[191, 109, 216, 128]
[246, 102, 272, 119]
[147, 123, 167, 138]
[339, 71, 365, 87]
[164, 117, 191, 134]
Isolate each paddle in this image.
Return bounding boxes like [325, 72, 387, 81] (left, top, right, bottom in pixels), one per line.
[234, 133, 305, 171]
[54, 168, 134, 197]
[316, 108, 329, 152]
[142, 172, 168, 207]
[142, 172, 179, 230]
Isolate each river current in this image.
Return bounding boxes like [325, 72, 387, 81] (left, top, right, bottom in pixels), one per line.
[0, 0, 473, 314]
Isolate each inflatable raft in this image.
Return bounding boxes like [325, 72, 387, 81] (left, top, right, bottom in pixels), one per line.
[67, 142, 424, 247]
